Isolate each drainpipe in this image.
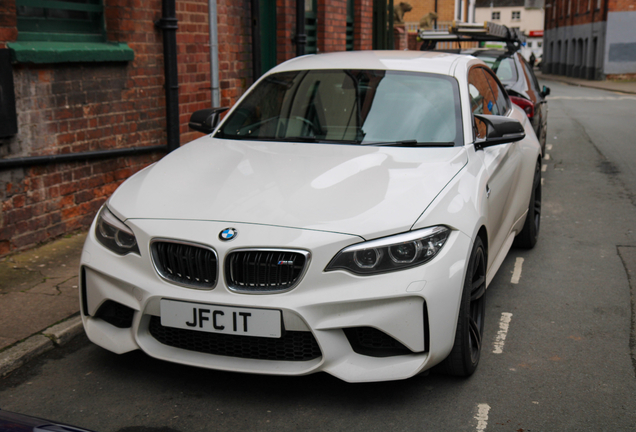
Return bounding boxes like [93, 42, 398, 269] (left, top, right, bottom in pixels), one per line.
[155, 0, 180, 152]
[434, 0, 438, 29]
[252, 0, 262, 80]
[209, 0, 220, 107]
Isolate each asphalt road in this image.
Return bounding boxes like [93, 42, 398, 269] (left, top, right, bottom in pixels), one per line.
[1, 80, 635, 432]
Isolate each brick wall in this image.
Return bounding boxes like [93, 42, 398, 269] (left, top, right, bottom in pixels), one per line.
[354, 0, 374, 50]
[0, 0, 214, 256]
[607, 0, 636, 11]
[545, 0, 608, 30]
[406, 0, 457, 27]
[217, 0, 253, 108]
[0, 0, 17, 49]
[318, 0, 348, 52]
[277, 0, 297, 63]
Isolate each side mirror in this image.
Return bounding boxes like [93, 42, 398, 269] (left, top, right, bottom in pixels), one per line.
[189, 107, 229, 134]
[540, 85, 551, 98]
[474, 114, 525, 150]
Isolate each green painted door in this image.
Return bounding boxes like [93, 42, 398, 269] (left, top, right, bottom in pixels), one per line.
[305, 0, 318, 54]
[259, 0, 277, 74]
[346, 0, 354, 51]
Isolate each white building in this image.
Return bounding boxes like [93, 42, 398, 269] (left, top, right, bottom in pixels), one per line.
[475, 0, 545, 62]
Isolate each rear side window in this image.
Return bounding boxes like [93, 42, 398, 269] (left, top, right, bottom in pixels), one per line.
[468, 67, 498, 115]
[468, 66, 510, 139]
[481, 69, 509, 115]
[519, 56, 541, 101]
[478, 55, 518, 86]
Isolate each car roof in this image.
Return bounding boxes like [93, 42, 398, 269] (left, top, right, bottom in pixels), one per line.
[462, 48, 518, 58]
[268, 50, 469, 76]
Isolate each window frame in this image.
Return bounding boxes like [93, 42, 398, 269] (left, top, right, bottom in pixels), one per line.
[468, 65, 511, 141]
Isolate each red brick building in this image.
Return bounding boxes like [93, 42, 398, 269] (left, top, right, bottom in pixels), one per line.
[543, 0, 636, 79]
[0, 0, 379, 257]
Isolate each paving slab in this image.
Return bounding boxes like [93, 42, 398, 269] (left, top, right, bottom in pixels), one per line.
[0, 292, 80, 349]
[0, 232, 86, 352]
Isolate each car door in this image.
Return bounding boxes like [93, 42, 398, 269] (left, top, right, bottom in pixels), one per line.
[519, 55, 547, 147]
[469, 66, 525, 269]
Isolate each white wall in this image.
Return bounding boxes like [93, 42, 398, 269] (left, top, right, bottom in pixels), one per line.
[475, 6, 543, 34]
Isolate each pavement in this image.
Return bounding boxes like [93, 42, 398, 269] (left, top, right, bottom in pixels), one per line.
[1, 71, 636, 380]
[0, 232, 86, 377]
[536, 70, 636, 94]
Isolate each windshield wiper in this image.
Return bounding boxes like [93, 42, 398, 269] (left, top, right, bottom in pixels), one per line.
[277, 136, 362, 144]
[361, 140, 455, 147]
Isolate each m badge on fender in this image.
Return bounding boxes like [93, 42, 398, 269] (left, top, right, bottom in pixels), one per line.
[219, 228, 238, 241]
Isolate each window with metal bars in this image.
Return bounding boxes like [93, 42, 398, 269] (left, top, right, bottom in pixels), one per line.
[16, 0, 106, 42]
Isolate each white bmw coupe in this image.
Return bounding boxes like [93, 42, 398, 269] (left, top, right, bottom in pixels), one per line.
[80, 51, 542, 383]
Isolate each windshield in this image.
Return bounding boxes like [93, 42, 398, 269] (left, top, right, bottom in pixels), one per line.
[215, 70, 463, 146]
[475, 55, 518, 86]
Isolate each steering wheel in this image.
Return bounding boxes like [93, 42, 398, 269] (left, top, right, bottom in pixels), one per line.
[293, 116, 320, 135]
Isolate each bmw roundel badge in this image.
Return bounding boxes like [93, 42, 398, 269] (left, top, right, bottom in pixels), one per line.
[219, 228, 238, 241]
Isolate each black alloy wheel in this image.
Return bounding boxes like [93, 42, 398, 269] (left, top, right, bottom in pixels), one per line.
[439, 236, 487, 377]
[514, 160, 541, 248]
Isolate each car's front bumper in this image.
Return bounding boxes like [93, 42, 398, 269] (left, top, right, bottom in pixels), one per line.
[80, 218, 471, 383]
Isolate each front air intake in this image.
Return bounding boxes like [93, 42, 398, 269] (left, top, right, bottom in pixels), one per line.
[151, 240, 218, 289]
[225, 249, 309, 293]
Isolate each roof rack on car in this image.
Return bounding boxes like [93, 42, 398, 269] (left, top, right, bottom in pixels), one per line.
[418, 21, 525, 52]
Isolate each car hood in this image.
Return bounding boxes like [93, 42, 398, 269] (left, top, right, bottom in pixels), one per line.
[109, 137, 467, 239]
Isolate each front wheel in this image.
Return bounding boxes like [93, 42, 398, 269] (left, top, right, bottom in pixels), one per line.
[438, 236, 487, 377]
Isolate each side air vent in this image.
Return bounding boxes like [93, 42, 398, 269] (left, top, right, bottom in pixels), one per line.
[95, 300, 135, 328]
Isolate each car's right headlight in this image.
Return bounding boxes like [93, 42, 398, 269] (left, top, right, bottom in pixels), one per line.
[95, 205, 140, 255]
[325, 226, 450, 275]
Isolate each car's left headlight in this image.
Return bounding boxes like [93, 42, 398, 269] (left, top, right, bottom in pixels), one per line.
[95, 205, 140, 255]
[325, 226, 450, 275]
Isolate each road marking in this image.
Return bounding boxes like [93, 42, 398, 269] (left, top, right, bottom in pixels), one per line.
[547, 144, 553, 151]
[475, 403, 491, 431]
[511, 257, 524, 284]
[541, 178, 545, 186]
[549, 96, 636, 101]
[493, 312, 513, 354]
[544, 153, 550, 160]
[542, 164, 547, 172]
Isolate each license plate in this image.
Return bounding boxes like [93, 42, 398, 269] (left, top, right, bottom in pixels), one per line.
[160, 299, 282, 338]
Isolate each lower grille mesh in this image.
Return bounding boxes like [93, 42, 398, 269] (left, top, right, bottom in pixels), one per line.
[148, 316, 321, 361]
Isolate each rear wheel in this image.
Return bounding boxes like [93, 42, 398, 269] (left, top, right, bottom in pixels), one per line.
[514, 160, 541, 249]
[438, 236, 487, 377]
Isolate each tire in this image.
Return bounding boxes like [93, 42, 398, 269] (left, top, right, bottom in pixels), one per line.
[514, 160, 541, 249]
[438, 236, 487, 377]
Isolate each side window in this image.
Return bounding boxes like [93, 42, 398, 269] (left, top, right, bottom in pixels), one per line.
[468, 67, 496, 115]
[482, 69, 509, 116]
[468, 67, 497, 138]
[519, 56, 541, 99]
